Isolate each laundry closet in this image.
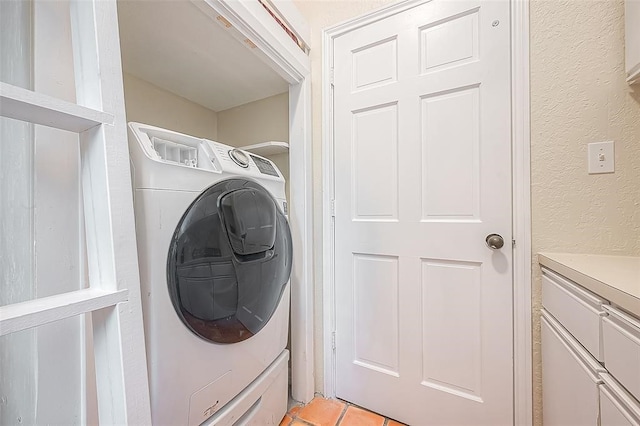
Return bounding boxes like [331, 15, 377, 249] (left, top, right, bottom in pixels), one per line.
[116, 1, 299, 424]
[117, 0, 291, 201]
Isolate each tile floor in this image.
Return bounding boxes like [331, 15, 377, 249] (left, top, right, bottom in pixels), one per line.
[281, 397, 407, 426]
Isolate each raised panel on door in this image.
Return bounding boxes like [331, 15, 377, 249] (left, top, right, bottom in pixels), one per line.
[419, 8, 479, 73]
[352, 37, 398, 91]
[352, 254, 400, 377]
[421, 86, 480, 221]
[421, 259, 482, 402]
[351, 103, 398, 221]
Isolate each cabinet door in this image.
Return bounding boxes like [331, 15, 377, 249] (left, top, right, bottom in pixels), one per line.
[600, 385, 638, 426]
[603, 305, 640, 402]
[542, 312, 601, 426]
[600, 373, 640, 426]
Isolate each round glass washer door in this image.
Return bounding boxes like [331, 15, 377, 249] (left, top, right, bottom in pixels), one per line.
[167, 178, 292, 344]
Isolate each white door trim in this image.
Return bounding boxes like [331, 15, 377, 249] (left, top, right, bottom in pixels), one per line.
[201, 0, 315, 403]
[321, 0, 532, 424]
[510, 0, 532, 424]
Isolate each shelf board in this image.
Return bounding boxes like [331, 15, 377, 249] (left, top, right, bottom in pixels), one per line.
[0, 288, 129, 336]
[0, 81, 113, 133]
[239, 141, 289, 156]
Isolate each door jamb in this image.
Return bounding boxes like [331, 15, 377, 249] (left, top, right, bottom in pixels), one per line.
[510, 1, 532, 424]
[203, 0, 315, 403]
[321, 1, 532, 424]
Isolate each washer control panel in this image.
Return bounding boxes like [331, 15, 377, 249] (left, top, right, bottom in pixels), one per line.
[207, 142, 281, 178]
[250, 154, 278, 176]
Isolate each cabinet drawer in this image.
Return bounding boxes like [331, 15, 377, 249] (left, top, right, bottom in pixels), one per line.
[542, 268, 607, 361]
[541, 309, 603, 426]
[600, 373, 640, 426]
[603, 305, 640, 402]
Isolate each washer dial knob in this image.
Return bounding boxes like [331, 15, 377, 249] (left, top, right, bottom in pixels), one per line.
[229, 149, 249, 168]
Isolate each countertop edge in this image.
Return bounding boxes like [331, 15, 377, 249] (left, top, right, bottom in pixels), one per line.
[538, 253, 640, 317]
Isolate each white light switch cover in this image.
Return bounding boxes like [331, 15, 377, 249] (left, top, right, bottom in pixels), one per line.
[588, 141, 615, 174]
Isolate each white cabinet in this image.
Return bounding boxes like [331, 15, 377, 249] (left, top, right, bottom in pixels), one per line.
[627, 0, 640, 84]
[540, 263, 640, 426]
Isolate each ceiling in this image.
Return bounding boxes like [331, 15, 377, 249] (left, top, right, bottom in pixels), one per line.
[117, 0, 289, 112]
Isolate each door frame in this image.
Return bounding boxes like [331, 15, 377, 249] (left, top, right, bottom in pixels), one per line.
[202, 0, 315, 403]
[321, 0, 532, 424]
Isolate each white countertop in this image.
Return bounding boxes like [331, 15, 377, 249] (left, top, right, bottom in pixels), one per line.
[538, 252, 640, 316]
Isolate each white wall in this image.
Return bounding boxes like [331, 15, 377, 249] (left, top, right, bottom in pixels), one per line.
[122, 72, 218, 140]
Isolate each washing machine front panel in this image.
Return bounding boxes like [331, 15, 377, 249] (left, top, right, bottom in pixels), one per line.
[167, 178, 292, 344]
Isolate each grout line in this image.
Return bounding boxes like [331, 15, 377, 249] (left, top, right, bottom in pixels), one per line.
[340, 398, 393, 426]
[335, 400, 349, 426]
[287, 396, 400, 426]
[286, 407, 314, 426]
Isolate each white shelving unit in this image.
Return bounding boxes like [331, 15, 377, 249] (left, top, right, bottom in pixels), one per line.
[238, 141, 289, 156]
[0, 0, 152, 423]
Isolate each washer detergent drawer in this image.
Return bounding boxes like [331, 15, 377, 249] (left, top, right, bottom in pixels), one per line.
[603, 305, 640, 402]
[542, 267, 607, 361]
[541, 309, 604, 426]
[600, 373, 640, 426]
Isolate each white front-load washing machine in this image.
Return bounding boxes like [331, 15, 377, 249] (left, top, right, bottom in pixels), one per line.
[128, 122, 291, 426]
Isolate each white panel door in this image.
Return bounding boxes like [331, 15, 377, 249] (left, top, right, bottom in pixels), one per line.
[332, 1, 513, 424]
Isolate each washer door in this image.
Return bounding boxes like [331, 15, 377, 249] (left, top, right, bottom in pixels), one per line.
[167, 178, 292, 344]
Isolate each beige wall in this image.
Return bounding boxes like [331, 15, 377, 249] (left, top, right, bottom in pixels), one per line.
[217, 92, 290, 200]
[531, 0, 640, 423]
[293, 0, 397, 393]
[122, 72, 218, 140]
[217, 92, 289, 146]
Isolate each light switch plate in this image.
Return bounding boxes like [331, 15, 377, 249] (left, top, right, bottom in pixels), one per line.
[588, 141, 615, 174]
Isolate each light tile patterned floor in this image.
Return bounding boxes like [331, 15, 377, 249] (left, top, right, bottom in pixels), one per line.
[281, 397, 407, 426]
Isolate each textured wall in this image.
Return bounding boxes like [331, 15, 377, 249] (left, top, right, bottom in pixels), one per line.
[530, 0, 640, 423]
[293, 0, 397, 393]
[122, 73, 218, 140]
